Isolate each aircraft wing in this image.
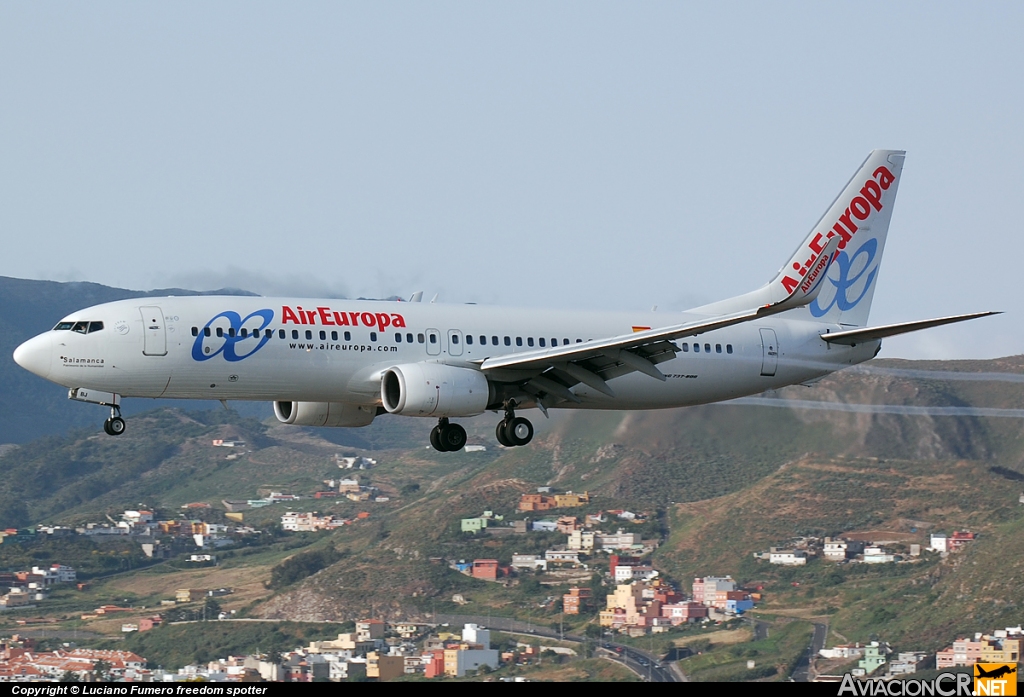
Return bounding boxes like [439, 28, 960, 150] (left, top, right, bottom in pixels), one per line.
[820, 311, 1000, 345]
[479, 235, 841, 400]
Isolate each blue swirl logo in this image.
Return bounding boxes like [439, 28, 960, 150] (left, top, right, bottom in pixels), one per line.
[809, 238, 878, 318]
[191, 309, 275, 362]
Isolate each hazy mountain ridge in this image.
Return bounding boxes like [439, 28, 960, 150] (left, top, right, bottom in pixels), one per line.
[0, 276, 263, 443]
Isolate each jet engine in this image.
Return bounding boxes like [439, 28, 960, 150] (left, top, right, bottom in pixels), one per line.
[381, 363, 492, 417]
[273, 401, 377, 428]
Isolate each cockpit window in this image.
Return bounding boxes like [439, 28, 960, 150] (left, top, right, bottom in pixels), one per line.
[53, 321, 104, 334]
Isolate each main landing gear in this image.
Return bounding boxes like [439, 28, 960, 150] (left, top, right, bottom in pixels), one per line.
[496, 400, 533, 448]
[103, 405, 126, 436]
[430, 417, 467, 452]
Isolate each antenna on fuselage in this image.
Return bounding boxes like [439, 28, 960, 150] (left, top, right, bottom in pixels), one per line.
[408, 291, 423, 303]
[430, 293, 438, 304]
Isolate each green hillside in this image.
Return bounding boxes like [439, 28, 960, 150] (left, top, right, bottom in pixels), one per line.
[1, 354, 1024, 671]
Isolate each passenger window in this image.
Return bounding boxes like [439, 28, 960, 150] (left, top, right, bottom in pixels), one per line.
[492, 336, 499, 345]
[727, 344, 733, 354]
[191, 327, 198, 337]
[452, 335, 460, 344]
[319, 331, 326, 340]
[418, 333, 425, 343]
[693, 343, 699, 352]
[217, 328, 224, 338]
[563, 339, 569, 345]
[228, 328, 236, 338]
[292, 330, 299, 339]
[552, 338, 558, 347]
[331, 331, 338, 341]
[682, 343, 689, 352]
[304, 330, 312, 340]
[716, 344, 722, 353]
[279, 329, 285, 339]
[240, 329, 248, 338]
[429, 334, 436, 344]
[539, 338, 546, 347]
[504, 336, 511, 346]
[345, 331, 352, 341]
[205, 327, 212, 337]
[479, 335, 486, 345]
[370, 332, 377, 342]
[576, 339, 582, 343]
[516, 337, 522, 347]
[395, 333, 402, 342]
[704, 343, 711, 353]
[88, 322, 104, 333]
[466, 335, 473, 345]
[406, 333, 413, 343]
[527, 337, 534, 347]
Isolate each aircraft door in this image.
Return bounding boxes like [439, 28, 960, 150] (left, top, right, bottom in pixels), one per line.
[447, 330, 463, 356]
[759, 328, 778, 377]
[140, 306, 167, 356]
[425, 328, 441, 356]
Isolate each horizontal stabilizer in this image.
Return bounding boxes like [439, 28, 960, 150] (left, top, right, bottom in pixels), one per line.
[820, 312, 1000, 346]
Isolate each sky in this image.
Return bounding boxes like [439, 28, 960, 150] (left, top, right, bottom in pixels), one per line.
[1, 3, 1022, 360]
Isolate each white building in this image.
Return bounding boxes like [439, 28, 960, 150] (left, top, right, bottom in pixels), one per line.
[819, 644, 866, 659]
[462, 623, 491, 648]
[511, 554, 547, 571]
[862, 546, 896, 564]
[769, 550, 807, 565]
[31, 564, 76, 584]
[595, 530, 641, 550]
[545, 550, 582, 565]
[888, 652, 929, 675]
[615, 565, 659, 582]
[929, 533, 948, 553]
[567, 530, 595, 551]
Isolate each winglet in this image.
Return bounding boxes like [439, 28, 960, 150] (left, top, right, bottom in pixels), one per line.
[762, 232, 841, 314]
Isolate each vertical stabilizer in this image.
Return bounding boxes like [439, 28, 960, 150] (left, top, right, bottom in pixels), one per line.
[789, 150, 905, 327]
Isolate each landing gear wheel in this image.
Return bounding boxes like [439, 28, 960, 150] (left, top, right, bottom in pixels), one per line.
[440, 423, 467, 452]
[505, 417, 533, 446]
[495, 420, 513, 447]
[104, 416, 126, 436]
[430, 425, 447, 452]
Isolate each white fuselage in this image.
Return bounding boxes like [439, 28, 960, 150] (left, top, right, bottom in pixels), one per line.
[15, 296, 879, 412]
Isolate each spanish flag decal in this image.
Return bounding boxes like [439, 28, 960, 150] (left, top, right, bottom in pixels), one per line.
[632, 326, 651, 333]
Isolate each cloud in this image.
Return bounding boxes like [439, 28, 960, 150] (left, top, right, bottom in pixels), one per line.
[151, 266, 351, 299]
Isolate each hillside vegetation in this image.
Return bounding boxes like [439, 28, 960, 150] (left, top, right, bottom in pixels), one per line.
[0, 353, 1023, 661]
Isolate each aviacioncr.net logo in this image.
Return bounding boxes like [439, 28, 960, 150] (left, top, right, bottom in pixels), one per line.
[809, 237, 878, 318]
[191, 309, 274, 362]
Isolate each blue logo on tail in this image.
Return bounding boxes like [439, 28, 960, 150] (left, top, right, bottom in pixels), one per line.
[809, 238, 878, 318]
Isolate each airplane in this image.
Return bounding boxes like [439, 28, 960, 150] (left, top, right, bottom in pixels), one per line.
[13, 150, 997, 452]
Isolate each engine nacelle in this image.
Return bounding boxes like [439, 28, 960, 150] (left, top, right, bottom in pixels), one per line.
[273, 401, 377, 428]
[381, 363, 491, 417]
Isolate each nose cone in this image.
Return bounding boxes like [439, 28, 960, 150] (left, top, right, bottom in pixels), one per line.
[13, 333, 53, 380]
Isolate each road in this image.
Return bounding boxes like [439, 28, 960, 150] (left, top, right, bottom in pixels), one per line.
[435, 613, 681, 682]
[790, 622, 828, 682]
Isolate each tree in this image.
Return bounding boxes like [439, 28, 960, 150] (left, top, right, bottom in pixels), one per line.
[92, 659, 111, 681]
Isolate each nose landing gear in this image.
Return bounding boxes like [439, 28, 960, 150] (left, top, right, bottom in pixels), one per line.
[69, 389, 126, 437]
[430, 417, 467, 452]
[496, 400, 533, 447]
[103, 405, 126, 436]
